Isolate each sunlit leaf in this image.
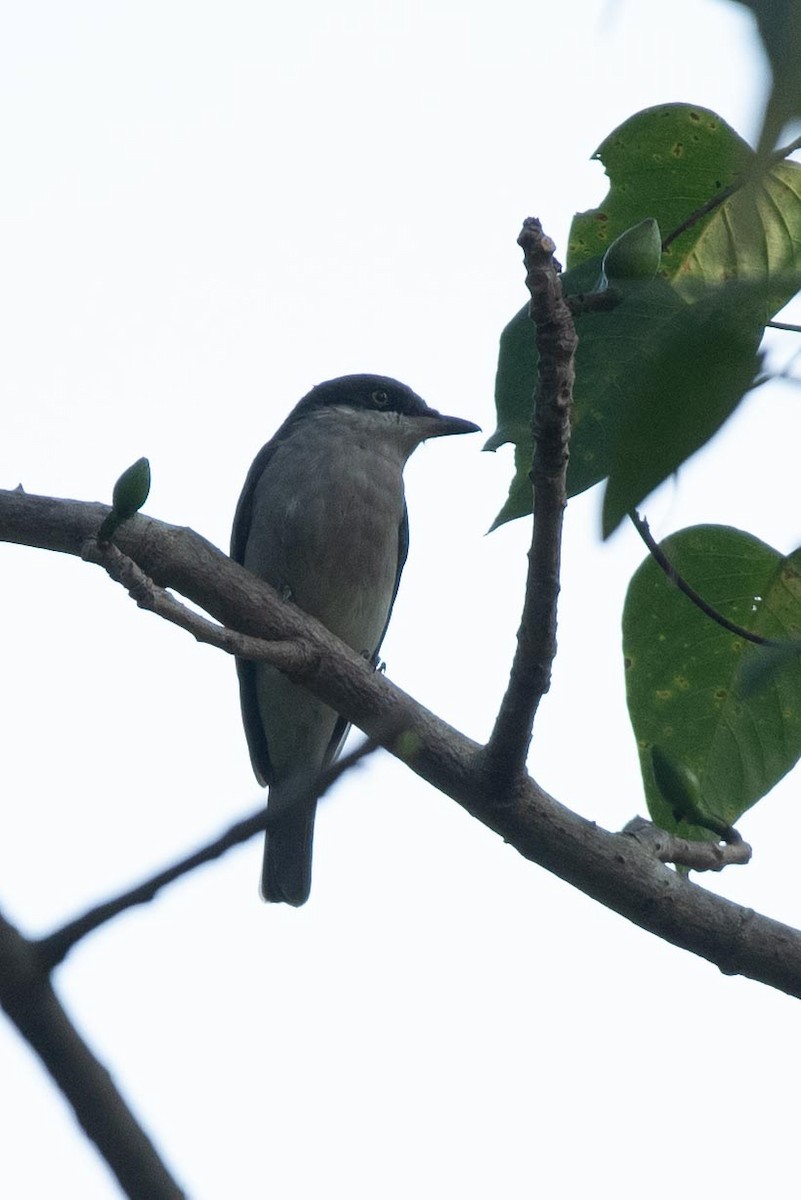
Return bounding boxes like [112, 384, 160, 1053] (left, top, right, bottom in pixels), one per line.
[569, 103, 801, 309]
[488, 105, 801, 533]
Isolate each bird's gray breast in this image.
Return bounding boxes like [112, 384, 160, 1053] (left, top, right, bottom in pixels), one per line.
[243, 409, 408, 657]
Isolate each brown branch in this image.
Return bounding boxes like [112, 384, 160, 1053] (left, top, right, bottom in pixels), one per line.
[3, 733, 376, 1195]
[6, 488, 801, 998]
[0, 489, 477, 796]
[483, 218, 576, 786]
[36, 739, 377, 969]
[0, 910, 185, 1199]
[82, 535, 311, 671]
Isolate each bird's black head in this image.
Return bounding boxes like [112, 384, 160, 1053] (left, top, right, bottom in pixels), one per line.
[282, 374, 480, 441]
[295, 374, 431, 421]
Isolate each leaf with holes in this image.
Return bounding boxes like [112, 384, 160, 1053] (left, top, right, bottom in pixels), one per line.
[487, 104, 801, 533]
[569, 103, 801, 310]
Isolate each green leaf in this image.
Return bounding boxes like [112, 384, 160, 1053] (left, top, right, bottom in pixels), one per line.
[112, 457, 151, 519]
[623, 525, 801, 838]
[98, 457, 151, 542]
[486, 432, 535, 531]
[569, 105, 749, 267]
[601, 281, 764, 538]
[488, 105, 801, 533]
[488, 266, 686, 529]
[650, 746, 730, 838]
[601, 218, 662, 288]
[569, 103, 801, 312]
[486, 257, 600, 455]
[488, 273, 764, 534]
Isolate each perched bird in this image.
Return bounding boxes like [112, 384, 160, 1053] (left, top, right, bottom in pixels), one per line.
[231, 374, 479, 905]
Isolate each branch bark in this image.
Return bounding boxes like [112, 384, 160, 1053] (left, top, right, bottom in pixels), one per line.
[3, 486, 801, 999]
[0, 910, 185, 1199]
[484, 217, 576, 787]
[37, 740, 377, 969]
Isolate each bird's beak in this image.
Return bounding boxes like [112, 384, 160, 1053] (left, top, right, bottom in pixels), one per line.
[415, 410, 481, 440]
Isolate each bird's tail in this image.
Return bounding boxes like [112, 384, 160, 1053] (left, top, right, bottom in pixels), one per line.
[261, 784, 317, 906]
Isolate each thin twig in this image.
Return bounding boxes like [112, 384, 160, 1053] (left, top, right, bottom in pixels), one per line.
[82, 536, 310, 669]
[630, 511, 784, 648]
[622, 817, 751, 871]
[767, 320, 801, 333]
[36, 740, 378, 970]
[9, 489, 801, 998]
[483, 219, 576, 787]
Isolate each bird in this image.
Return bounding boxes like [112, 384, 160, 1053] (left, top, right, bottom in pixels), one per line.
[231, 373, 480, 906]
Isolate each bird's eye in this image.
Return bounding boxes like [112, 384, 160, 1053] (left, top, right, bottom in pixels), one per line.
[371, 389, 389, 408]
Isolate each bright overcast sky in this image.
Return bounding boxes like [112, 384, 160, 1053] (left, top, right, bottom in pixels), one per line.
[3, 2, 800, 1197]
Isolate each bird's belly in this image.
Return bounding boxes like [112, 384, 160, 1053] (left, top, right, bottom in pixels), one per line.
[246, 437, 406, 657]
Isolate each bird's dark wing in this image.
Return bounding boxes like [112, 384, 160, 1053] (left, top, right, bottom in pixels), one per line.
[374, 504, 409, 665]
[231, 441, 279, 786]
[237, 661, 271, 785]
[231, 448, 410, 782]
[230, 439, 278, 566]
[322, 504, 409, 767]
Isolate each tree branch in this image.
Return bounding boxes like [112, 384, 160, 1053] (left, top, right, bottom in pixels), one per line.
[0, 488, 479, 797]
[2, 735, 376, 1192]
[622, 816, 752, 871]
[4, 488, 801, 999]
[82, 535, 312, 671]
[483, 218, 576, 786]
[767, 320, 801, 333]
[0, 909, 185, 1199]
[36, 740, 378, 970]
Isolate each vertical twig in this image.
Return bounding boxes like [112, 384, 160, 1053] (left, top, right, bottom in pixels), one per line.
[483, 218, 577, 790]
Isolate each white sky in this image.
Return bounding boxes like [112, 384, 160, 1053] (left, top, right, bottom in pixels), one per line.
[2, 1, 801, 1197]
